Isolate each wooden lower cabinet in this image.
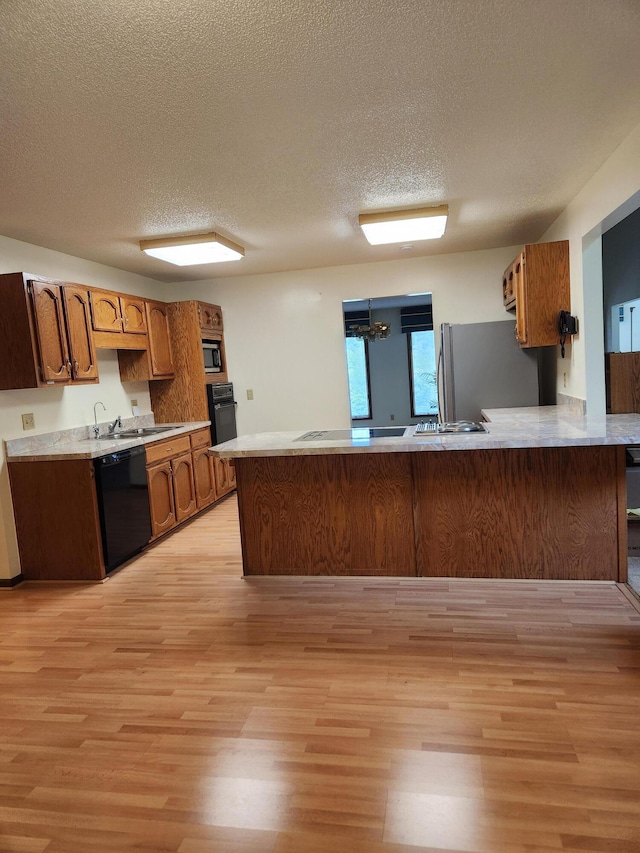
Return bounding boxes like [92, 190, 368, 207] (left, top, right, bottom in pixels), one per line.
[147, 459, 177, 538]
[8, 459, 106, 580]
[8, 428, 232, 581]
[232, 446, 625, 580]
[145, 431, 219, 540]
[213, 456, 236, 497]
[173, 451, 197, 522]
[147, 454, 196, 539]
[193, 446, 217, 508]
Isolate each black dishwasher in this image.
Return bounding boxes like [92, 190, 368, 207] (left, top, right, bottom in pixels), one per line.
[94, 446, 152, 573]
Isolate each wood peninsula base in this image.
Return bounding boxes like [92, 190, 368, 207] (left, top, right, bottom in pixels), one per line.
[234, 445, 627, 581]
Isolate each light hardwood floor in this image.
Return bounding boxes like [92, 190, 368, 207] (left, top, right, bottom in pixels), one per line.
[1, 494, 640, 853]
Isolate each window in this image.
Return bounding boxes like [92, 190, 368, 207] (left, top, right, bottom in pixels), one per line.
[408, 330, 438, 417]
[345, 336, 371, 419]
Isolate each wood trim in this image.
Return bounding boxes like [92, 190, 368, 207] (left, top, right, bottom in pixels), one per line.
[358, 204, 448, 226]
[0, 574, 24, 587]
[140, 231, 244, 257]
[617, 445, 628, 583]
[94, 330, 148, 350]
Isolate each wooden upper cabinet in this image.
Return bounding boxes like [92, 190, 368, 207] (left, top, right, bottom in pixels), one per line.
[121, 296, 147, 334]
[27, 279, 99, 385]
[198, 302, 223, 334]
[62, 285, 99, 382]
[90, 289, 123, 332]
[146, 300, 175, 378]
[503, 240, 570, 348]
[29, 280, 71, 383]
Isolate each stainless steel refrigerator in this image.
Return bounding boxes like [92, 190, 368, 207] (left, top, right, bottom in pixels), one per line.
[439, 320, 542, 422]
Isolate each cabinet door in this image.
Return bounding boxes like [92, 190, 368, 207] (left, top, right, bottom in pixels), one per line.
[90, 289, 123, 332]
[213, 456, 236, 496]
[172, 451, 197, 522]
[29, 280, 71, 383]
[198, 302, 223, 333]
[63, 285, 99, 382]
[192, 447, 217, 508]
[514, 254, 527, 345]
[120, 296, 147, 334]
[146, 301, 175, 378]
[147, 460, 176, 538]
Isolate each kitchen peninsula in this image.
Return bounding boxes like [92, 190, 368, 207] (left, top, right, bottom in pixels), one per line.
[210, 407, 639, 581]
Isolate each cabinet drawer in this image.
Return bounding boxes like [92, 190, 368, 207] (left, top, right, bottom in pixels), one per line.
[190, 427, 212, 450]
[145, 434, 191, 466]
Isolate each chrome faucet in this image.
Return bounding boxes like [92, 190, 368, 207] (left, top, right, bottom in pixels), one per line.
[93, 401, 106, 438]
[108, 415, 123, 434]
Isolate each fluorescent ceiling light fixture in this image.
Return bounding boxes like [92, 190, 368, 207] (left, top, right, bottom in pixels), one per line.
[140, 232, 244, 266]
[359, 205, 448, 245]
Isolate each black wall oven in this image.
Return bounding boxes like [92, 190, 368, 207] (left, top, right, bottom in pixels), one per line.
[207, 382, 237, 445]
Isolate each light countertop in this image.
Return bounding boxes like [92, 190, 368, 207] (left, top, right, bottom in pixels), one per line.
[208, 406, 640, 458]
[6, 421, 211, 462]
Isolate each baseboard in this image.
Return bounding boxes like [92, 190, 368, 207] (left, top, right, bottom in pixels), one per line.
[0, 573, 24, 588]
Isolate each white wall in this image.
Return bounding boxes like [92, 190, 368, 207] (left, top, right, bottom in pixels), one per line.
[0, 235, 169, 580]
[541, 120, 640, 414]
[172, 246, 517, 436]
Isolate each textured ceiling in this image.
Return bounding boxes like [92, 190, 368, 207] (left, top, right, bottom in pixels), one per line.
[1, 0, 640, 283]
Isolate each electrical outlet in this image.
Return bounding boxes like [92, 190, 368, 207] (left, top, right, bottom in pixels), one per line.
[390, 414, 395, 421]
[563, 372, 567, 388]
[247, 389, 254, 400]
[130, 399, 138, 407]
[22, 412, 35, 431]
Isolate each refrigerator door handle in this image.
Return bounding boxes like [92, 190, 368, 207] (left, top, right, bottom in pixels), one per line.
[437, 329, 444, 424]
[439, 323, 456, 423]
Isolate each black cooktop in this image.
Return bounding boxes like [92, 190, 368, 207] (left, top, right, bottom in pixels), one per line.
[296, 427, 407, 441]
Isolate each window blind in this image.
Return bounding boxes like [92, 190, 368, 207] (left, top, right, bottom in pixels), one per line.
[400, 304, 433, 333]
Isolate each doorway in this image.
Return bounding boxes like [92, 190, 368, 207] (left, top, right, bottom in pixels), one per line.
[342, 294, 437, 428]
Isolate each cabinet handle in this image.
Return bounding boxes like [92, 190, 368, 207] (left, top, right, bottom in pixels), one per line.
[66, 360, 72, 376]
[74, 359, 79, 375]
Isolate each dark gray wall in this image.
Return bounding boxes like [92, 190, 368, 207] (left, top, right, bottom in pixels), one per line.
[603, 206, 640, 351]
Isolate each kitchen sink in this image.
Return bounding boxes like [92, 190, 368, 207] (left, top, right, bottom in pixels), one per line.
[117, 427, 174, 436]
[92, 427, 174, 440]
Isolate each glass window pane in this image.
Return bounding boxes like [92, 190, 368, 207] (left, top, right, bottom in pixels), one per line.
[410, 330, 438, 416]
[345, 337, 371, 419]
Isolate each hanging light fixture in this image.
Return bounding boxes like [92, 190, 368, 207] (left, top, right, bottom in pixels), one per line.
[348, 299, 391, 341]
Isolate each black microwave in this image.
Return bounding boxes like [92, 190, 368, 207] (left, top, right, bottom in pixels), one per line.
[202, 340, 222, 373]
